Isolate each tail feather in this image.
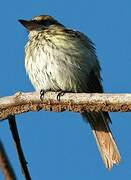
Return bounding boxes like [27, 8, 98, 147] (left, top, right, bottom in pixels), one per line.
[82, 112, 121, 169]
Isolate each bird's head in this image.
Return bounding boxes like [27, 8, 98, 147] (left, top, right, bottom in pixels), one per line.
[19, 15, 64, 31]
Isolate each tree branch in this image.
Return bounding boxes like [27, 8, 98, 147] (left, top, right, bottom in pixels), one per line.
[8, 115, 31, 180]
[0, 91, 131, 121]
[0, 140, 16, 180]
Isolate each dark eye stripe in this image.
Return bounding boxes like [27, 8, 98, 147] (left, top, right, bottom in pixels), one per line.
[37, 20, 51, 26]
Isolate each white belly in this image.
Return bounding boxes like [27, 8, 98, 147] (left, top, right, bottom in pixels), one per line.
[25, 40, 97, 92]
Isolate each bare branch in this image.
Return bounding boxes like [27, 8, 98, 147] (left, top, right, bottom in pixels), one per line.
[0, 140, 17, 180]
[0, 91, 131, 121]
[8, 115, 31, 180]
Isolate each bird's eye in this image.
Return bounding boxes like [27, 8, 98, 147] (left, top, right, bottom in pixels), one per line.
[39, 20, 51, 27]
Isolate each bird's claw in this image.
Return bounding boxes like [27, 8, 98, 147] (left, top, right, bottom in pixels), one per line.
[40, 89, 45, 100]
[57, 91, 65, 101]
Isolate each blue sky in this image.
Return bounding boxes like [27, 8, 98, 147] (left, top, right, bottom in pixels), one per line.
[0, 0, 131, 179]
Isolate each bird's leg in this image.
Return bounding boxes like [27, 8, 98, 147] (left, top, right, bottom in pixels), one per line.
[40, 89, 47, 100]
[40, 89, 66, 101]
[57, 91, 65, 101]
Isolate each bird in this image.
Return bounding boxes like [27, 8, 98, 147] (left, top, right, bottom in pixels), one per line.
[19, 15, 121, 169]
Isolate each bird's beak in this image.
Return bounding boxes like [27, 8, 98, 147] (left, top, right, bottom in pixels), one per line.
[18, 19, 39, 31]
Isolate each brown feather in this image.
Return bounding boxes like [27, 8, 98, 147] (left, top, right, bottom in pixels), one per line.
[82, 70, 120, 169]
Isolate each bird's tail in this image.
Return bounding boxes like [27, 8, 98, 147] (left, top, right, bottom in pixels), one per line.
[82, 112, 121, 169]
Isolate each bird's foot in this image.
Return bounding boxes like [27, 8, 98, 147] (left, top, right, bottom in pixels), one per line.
[57, 91, 65, 101]
[40, 89, 46, 100]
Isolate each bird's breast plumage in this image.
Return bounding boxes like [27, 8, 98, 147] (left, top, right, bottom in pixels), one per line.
[25, 27, 101, 92]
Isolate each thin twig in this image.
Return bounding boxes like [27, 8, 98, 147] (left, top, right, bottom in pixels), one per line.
[0, 140, 16, 180]
[0, 92, 131, 121]
[8, 115, 31, 180]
